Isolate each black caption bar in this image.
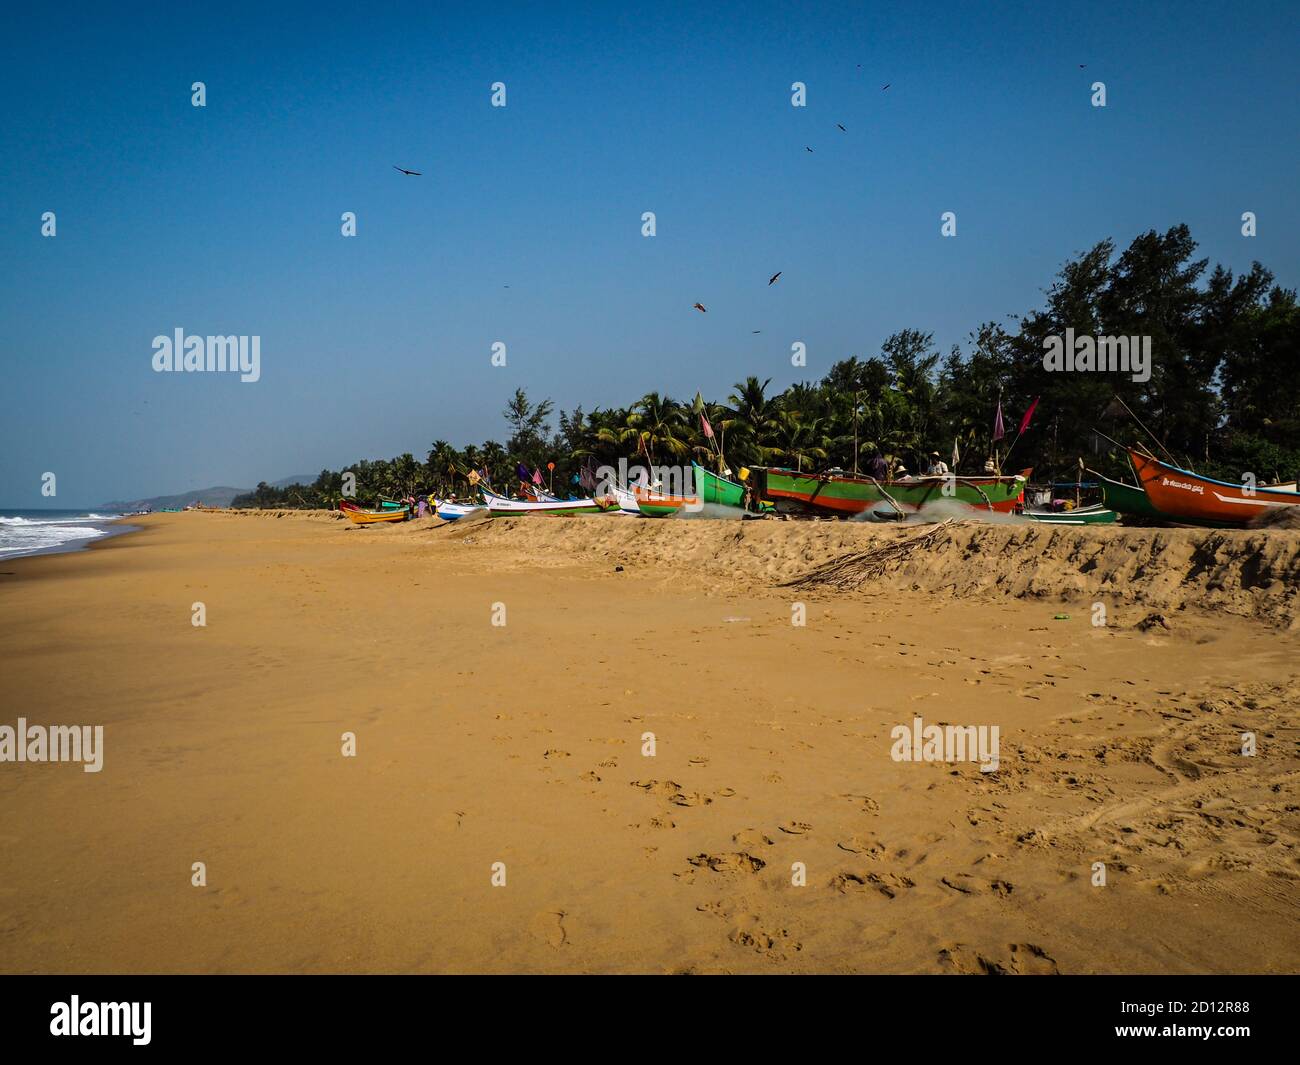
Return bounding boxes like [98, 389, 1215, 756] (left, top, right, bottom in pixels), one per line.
[0, 975, 1292, 1052]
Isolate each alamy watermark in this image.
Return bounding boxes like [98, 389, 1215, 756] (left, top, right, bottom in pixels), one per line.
[152, 328, 260, 382]
[595, 460, 701, 512]
[0, 718, 103, 772]
[890, 715, 999, 772]
[1043, 328, 1150, 383]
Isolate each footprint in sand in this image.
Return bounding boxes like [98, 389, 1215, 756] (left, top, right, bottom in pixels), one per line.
[687, 852, 767, 875]
[778, 820, 813, 835]
[728, 915, 801, 957]
[543, 749, 570, 759]
[938, 942, 1058, 975]
[529, 910, 569, 948]
[837, 835, 889, 859]
[579, 771, 601, 783]
[840, 793, 881, 813]
[832, 871, 915, 898]
[940, 874, 1014, 897]
[631, 780, 712, 807]
[732, 829, 775, 848]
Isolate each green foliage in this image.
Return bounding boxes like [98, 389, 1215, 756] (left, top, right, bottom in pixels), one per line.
[233, 225, 1299, 508]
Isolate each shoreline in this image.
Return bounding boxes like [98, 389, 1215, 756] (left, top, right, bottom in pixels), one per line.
[0, 513, 144, 565]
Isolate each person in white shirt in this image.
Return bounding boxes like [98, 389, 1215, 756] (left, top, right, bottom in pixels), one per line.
[925, 451, 949, 476]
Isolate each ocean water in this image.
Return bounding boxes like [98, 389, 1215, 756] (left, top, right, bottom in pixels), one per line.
[0, 509, 128, 560]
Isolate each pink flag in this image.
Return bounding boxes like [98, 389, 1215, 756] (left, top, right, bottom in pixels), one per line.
[701, 413, 714, 440]
[992, 401, 1005, 442]
[532, 468, 543, 485]
[1018, 397, 1039, 436]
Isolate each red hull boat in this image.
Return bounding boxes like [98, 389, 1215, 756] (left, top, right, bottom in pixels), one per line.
[1129, 450, 1300, 527]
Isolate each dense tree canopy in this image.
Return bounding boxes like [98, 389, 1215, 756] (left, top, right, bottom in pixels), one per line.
[234, 225, 1299, 508]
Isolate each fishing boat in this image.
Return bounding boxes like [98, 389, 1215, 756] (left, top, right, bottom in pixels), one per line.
[605, 484, 643, 515]
[1090, 466, 1291, 527]
[435, 499, 485, 521]
[632, 484, 700, 517]
[692, 462, 745, 508]
[748, 467, 1030, 517]
[339, 500, 408, 524]
[479, 486, 611, 516]
[1022, 503, 1116, 525]
[1128, 450, 1300, 527]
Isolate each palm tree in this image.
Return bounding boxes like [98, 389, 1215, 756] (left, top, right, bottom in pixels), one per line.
[426, 441, 460, 495]
[726, 376, 783, 466]
[773, 410, 830, 472]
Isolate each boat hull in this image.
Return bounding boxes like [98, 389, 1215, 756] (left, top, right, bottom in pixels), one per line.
[692, 462, 745, 508]
[751, 468, 1028, 516]
[1024, 504, 1116, 525]
[632, 485, 699, 517]
[480, 488, 608, 516]
[339, 501, 408, 524]
[1129, 450, 1300, 527]
[435, 501, 484, 521]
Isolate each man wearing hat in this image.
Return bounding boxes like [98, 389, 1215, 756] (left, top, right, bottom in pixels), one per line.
[925, 451, 949, 476]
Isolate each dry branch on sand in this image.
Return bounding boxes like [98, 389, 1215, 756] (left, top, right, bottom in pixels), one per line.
[782, 518, 970, 590]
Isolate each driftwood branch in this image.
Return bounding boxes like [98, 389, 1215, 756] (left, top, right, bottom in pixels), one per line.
[782, 518, 969, 590]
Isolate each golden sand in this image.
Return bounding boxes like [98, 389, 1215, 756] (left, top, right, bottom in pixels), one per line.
[0, 511, 1296, 973]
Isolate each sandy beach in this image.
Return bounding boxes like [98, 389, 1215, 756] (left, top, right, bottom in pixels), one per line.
[0, 510, 1296, 975]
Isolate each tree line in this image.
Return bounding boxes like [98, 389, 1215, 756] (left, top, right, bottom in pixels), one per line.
[233, 224, 1299, 508]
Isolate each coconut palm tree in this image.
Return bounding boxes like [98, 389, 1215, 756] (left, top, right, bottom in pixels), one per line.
[773, 410, 830, 472]
[726, 377, 783, 466]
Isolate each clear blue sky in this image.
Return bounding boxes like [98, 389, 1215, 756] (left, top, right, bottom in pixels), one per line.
[2, 0, 1296, 505]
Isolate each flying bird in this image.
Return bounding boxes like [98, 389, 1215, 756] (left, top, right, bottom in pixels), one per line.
[805, 146, 814, 153]
[1078, 64, 1087, 69]
[881, 83, 891, 91]
[693, 302, 707, 313]
[752, 330, 762, 334]
[393, 166, 422, 176]
[836, 123, 847, 132]
[768, 272, 782, 286]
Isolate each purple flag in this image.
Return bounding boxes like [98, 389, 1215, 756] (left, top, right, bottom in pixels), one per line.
[993, 400, 1006, 442]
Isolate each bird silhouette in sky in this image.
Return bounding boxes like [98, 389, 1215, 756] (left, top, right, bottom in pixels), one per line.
[805, 146, 814, 153]
[752, 330, 762, 334]
[881, 83, 891, 91]
[768, 272, 782, 286]
[693, 302, 707, 313]
[837, 123, 847, 132]
[393, 166, 422, 176]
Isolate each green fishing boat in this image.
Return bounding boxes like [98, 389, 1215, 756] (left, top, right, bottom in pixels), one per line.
[1023, 503, 1116, 525]
[749, 467, 1030, 517]
[692, 462, 745, 508]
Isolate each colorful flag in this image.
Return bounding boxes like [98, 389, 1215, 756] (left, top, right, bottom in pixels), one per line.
[993, 400, 1005, 442]
[532, 468, 543, 485]
[701, 412, 714, 439]
[466, 469, 480, 485]
[951, 437, 960, 469]
[1018, 397, 1039, 436]
[516, 462, 529, 482]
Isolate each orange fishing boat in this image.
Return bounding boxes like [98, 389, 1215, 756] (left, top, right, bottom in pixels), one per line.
[338, 500, 409, 524]
[1129, 450, 1300, 527]
[631, 484, 700, 517]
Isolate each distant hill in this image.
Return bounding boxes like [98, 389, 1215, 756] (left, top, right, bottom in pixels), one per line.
[97, 487, 249, 511]
[99, 474, 318, 511]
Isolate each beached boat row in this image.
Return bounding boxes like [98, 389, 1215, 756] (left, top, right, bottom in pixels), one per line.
[339, 447, 1299, 529]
